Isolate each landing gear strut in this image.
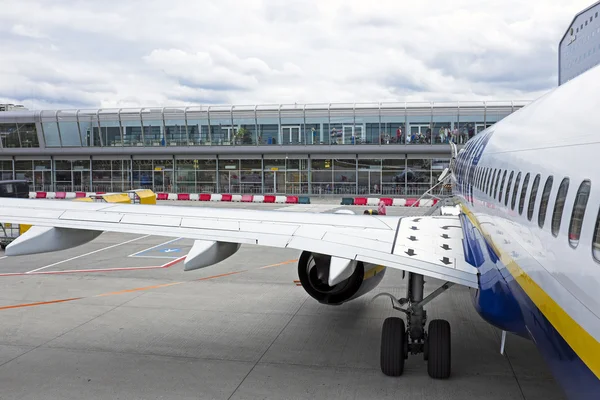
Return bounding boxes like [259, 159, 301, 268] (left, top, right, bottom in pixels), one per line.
[375, 273, 453, 379]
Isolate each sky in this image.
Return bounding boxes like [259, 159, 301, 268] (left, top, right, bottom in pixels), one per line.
[0, 0, 593, 110]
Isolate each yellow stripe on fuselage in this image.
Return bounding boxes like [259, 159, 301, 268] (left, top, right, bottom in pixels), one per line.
[459, 203, 600, 379]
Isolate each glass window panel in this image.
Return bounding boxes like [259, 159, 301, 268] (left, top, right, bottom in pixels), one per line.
[0, 123, 20, 148]
[551, 178, 570, 237]
[186, 109, 210, 146]
[258, 124, 279, 146]
[528, 174, 541, 221]
[78, 111, 100, 147]
[58, 121, 81, 146]
[333, 159, 356, 170]
[241, 159, 262, 170]
[98, 117, 122, 147]
[518, 173, 530, 215]
[538, 176, 554, 228]
[121, 112, 143, 147]
[17, 123, 39, 147]
[569, 180, 591, 247]
[263, 159, 285, 169]
[42, 122, 60, 147]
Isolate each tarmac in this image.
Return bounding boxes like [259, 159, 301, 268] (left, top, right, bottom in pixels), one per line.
[0, 201, 565, 400]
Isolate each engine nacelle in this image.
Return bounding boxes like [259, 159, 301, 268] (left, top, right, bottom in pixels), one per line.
[297, 251, 386, 305]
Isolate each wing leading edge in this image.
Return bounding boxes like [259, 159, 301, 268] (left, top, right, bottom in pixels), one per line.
[0, 198, 478, 288]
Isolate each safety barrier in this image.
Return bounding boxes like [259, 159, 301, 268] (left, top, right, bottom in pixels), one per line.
[30, 191, 437, 206]
[340, 197, 438, 207]
[29, 191, 311, 204]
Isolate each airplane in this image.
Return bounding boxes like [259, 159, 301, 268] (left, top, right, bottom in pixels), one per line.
[0, 68, 599, 399]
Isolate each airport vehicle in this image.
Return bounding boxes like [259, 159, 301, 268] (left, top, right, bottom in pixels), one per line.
[1, 68, 599, 399]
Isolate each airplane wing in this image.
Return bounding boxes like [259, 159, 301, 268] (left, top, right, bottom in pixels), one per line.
[0, 198, 478, 288]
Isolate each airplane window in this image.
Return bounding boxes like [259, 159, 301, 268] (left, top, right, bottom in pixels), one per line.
[519, 173, 530, 215]
[489, 169, 497, 196]
[494, 171, 506, 201]
[495, 170, 505, 200]
[511, 172, 521, 211]
[504, 171, 514, 206]
[569, 180, 591, 248]
[482, 168, 487, 190]
[538, 176, 554, 228]
[485, 168, 491, 194]
[551, 178, 570, 237]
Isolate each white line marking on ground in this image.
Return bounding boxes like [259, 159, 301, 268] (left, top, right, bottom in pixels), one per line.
[26, 235, 151, 274]
[0, 256, 7, 260]
[128, 237, 182, 257]
[126, 255, 181, 259]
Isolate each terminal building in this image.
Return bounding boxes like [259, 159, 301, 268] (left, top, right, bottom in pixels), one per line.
[559, 1, 600, 85]
[0, 102, 528, 196]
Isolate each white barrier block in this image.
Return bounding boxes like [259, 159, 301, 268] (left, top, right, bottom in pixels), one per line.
[392, 198, 407, 206]
[86, 192, 96, 197]
[419, 199, 434, 207]
[367, 197, 379, 206]
[65, 192, 76, 199]
[275, 195, 287, 203]
[167, 193, 177, 200]
[253, 195, 264, 203]
[46, 192, 56, 199]
[189, 193, 200, 201]
[232, 194, 242, 202]
[29, 192, 36, 199]
[210, 194, 223, 201]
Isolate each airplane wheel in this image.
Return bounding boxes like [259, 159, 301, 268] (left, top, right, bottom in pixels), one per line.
[426, 319, 451, 379]
[380, 317, 406, 376]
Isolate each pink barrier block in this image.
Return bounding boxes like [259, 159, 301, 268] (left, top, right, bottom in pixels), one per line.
[264, 195, 276, 203]
[75, 192, 86, 198]
[199, 194, 211, 201]
[380, 197, 393, 206]
[404, 198, 419, 207]
[55, 192, 67, 199]
[157, 193, 168, 200]
[432, 199, 438, 206]
[96, 192, 105, 195]
[241, 195, 254, 202]
[36, 192, 47, 199]
[286, 196, 298, 204]
[178, 193, 190, 201]
[221, 194, 232, 202]
[353, 197, 367, 205]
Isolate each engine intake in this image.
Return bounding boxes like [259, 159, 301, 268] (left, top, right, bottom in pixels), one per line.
[297, 251, 386, 305]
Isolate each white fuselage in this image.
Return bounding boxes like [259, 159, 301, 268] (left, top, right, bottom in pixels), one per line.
[453, 65, 600, 399]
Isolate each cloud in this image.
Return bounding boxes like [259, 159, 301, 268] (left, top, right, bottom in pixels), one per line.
[0, 0, 593, 109]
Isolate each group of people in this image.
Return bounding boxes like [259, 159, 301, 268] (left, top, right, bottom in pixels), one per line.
[384, 124, 476, 145]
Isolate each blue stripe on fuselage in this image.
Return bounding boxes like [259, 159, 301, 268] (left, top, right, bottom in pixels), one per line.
[461, 212, 599, 399]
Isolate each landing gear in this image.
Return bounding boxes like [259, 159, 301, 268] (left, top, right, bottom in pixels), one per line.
[374, 273, 454, 379]
[426, 319, 451, 379]
[380, 317, 407, 376]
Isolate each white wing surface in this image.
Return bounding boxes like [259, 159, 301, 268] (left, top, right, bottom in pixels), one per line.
[0, 198, 478, 288]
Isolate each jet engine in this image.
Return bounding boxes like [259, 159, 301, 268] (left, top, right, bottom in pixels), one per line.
[297, 251, 386, 305]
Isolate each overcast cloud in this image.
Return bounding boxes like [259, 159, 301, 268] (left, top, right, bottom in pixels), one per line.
[0, 0, 592, 109]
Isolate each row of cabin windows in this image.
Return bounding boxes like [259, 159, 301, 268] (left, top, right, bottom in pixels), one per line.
[471, 165, 599, 260]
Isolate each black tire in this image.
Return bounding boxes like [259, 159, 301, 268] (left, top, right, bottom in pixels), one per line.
[427, 319, 451, 379]
[380, 317, 406, 376]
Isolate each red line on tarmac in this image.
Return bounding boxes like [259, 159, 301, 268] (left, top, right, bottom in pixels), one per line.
[0, 256, 187, 277]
